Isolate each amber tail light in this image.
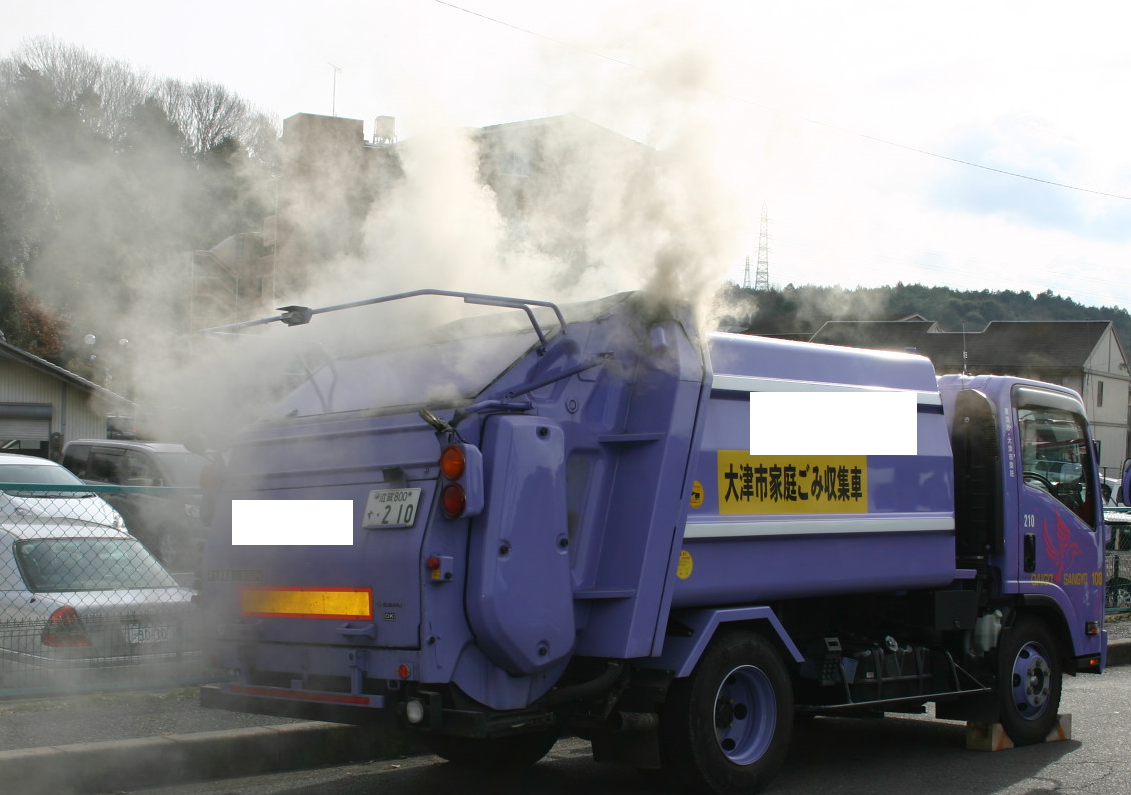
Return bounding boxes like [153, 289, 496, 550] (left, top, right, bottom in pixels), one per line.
[438, 443, 483, 518]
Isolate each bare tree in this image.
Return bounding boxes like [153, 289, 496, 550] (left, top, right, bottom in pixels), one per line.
[7, 37, 154, 142]
[0, 38, 277, 157]
[158, 78, 277, 157]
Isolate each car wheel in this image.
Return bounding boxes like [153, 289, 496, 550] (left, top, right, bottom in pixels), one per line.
[1107, 579, 1131, 609]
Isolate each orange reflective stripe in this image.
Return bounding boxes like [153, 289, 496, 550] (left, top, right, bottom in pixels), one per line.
[240, 587, 373, 619]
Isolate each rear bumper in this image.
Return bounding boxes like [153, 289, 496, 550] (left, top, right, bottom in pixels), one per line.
[201, 682, 396, 725]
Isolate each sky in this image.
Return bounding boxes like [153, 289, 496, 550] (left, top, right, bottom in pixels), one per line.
[4, 0, 1131, 313]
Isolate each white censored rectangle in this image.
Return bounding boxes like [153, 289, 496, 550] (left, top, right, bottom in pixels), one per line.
[232, 500, 354, 545]
[749, 391, 917, 456]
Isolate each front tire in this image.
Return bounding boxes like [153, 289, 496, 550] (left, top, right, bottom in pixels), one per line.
[996, 615, 1062, 745]
[660, 630, 793, 795]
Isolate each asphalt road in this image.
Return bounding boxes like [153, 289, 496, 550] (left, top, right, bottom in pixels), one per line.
[0, 687, 302, 753]
[100, 664, 1131, 795]
[3, 616, 1123, 753]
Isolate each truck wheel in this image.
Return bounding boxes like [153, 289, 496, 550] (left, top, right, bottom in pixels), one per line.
[996, 615, 1062, 745]
[661, 630, 793, 795]
[426, 728, 560, 769]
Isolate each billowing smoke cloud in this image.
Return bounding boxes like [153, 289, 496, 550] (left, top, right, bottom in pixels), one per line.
[16, 10, 749, 443]
[284, 7, 744, 322]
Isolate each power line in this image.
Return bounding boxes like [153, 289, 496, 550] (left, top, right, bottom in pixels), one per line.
[432, 0, 1131, 202]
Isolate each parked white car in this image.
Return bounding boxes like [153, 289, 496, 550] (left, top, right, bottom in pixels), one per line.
[0, 518, 198, 685]
[0, 453, 126, 531]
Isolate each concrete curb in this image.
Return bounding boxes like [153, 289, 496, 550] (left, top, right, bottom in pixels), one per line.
[1107, 636, 1131, 666]
[0, 721, 396, 795]
[4, 639, 1129, 795]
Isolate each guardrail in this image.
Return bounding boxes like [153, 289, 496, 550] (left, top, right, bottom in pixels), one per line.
[0, 482, 217, 698]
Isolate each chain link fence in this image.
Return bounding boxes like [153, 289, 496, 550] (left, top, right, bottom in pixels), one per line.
[1106, 508, 1131, 614]
[2, 479, 1128, 697]
[0, 481, 215, 697]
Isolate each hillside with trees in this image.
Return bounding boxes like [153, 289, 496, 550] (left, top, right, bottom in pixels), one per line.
[721, 283, 1131, 358]
[0, 38, 278, 374]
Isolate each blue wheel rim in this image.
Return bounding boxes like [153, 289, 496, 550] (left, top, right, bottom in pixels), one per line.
[1010, 641, 1052, 720]
[713, 664, 776, 764]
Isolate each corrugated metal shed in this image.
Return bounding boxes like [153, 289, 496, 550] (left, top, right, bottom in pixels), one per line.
[0, 339, 134, 457]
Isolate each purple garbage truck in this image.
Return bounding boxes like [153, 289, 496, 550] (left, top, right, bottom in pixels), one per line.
[200, 290, 1107, 795]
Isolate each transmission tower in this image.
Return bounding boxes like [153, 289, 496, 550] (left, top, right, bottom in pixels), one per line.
[755, 202, 770, 291]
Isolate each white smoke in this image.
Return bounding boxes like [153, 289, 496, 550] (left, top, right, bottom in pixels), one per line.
[132, 8, 749, 440]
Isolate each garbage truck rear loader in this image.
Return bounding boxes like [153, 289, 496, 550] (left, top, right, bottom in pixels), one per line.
[200, 290, 1106, 795]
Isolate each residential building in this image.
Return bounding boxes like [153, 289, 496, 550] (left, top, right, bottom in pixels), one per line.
[810, 320, 1130, 474]
[186, 112, 655, 329]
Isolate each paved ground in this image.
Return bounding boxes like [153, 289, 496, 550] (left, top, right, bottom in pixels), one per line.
[1, 621, 1127, 795]
[0, 687, 302, 752]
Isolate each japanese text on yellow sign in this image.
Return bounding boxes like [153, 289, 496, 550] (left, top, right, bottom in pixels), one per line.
[717, 451, 869, 515]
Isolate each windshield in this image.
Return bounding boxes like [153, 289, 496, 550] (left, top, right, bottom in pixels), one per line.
[0, 462, 85, 486]
[0, 461, 93, 497]
[15, 537, 178, 591]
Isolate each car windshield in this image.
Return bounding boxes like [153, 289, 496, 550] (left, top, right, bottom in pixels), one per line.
[15, 537, 179, 591]
[154, 452, 207, 488]
[0, 461, 93, 497]
[0, 462, 85, 486]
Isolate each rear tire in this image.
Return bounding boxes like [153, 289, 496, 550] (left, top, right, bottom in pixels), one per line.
[996, 615, 1062, 745]
[660, 630, 793, 795]
[426, 727, 560, 769]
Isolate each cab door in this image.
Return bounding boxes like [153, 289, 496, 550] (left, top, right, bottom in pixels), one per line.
[1013, 386, 1105, 628]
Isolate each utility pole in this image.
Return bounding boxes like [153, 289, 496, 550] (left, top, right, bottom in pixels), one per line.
[755, 202, 770, 291]
[328, 62, 342, 116]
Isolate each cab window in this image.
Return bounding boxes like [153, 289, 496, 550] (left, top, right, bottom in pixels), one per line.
[1018, 404, 1096, 526]
[61, 445, 92, 478]
[123, 451, 161, 486]
[89, 450, 126, 484]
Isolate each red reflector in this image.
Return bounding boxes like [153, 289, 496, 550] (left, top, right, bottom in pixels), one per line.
[397, 664, 411, 679]
[425, 556, 440, 569]
[41, 606, 92, 647]
[441, 483, 466, 518]
[227, 684, 375, 706]
[440, 445, 466, 480]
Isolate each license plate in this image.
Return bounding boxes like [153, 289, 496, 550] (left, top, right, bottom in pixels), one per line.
[363, 488, 422, 528]
[129, 625, 173, 644]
